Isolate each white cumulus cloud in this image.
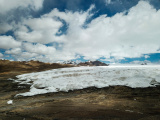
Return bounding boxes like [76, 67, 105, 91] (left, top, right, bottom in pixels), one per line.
[0, 0, 44, 14]
[0, 36, 21, 49]
[15, 17, 63, 44]
[0, 23, 12, 34]
[55, 1, 160, 61]
[5, 48, 21, 55]
[20, 52, 38, 59]
[1, 1, 160, 63]
[24, 43, 56, 55]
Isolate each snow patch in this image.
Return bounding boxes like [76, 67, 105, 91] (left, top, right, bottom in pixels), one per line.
[7, 100, 13, 104]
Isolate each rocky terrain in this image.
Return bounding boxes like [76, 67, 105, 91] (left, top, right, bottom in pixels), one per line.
[0, 60, 160, 120]
[78, 60, 109, 66]
[62, 60, 109, 66]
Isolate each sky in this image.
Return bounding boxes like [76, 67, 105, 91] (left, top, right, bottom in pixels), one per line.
[0, 0, 160, 64]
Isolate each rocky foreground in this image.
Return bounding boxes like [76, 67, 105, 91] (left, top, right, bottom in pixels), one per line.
[0, 60, 160, 120]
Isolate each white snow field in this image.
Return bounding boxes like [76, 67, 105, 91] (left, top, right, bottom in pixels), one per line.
[13, 65, 160, 96]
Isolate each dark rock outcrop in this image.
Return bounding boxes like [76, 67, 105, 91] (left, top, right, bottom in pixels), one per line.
[63, 60, 77, 65]
[78, 60, 109, 66]
[141, 63, 147, 65]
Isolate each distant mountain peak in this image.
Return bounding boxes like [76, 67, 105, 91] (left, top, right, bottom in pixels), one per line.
[78, 60, 109, 66]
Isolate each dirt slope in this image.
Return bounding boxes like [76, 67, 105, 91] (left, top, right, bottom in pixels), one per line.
[0, 60, 73, 79]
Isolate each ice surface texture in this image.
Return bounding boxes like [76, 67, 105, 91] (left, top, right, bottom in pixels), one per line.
[13, 65, 160, 96]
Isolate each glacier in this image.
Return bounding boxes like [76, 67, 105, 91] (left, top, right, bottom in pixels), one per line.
[13, 65, 160, 96]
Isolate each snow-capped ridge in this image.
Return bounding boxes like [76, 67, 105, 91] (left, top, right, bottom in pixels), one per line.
[78, 60, 109, 66]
